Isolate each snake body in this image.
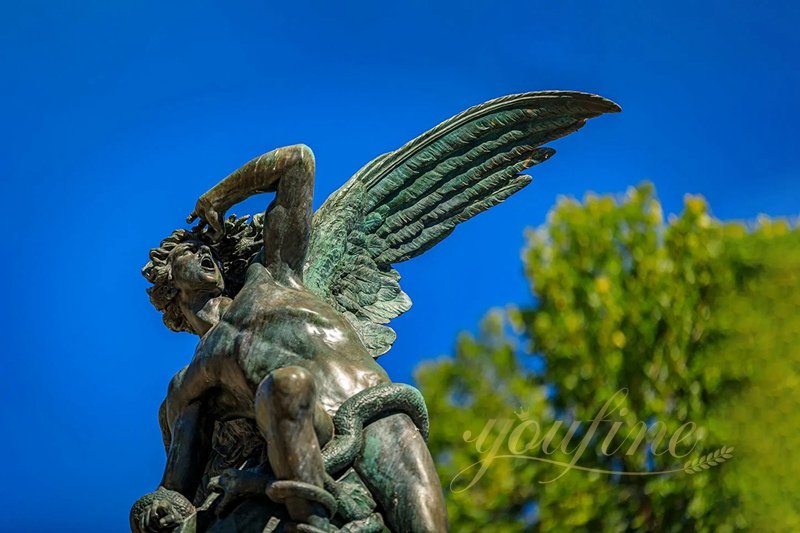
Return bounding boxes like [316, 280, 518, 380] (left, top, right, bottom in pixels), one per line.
[321, 383, 429, 475]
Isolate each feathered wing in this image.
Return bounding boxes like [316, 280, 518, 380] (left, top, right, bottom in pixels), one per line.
[303, 91, 620, 357]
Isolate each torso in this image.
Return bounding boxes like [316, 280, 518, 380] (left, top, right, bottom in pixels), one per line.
[193, 262, 390, 418]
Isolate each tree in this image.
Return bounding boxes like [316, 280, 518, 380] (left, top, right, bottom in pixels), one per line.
[416, 183, 800, 531]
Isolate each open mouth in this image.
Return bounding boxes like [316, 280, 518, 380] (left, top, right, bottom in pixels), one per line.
[200, 255, 215, 271]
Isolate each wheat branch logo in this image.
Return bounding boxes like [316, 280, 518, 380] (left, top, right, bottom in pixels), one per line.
[684, 446, 734, 474]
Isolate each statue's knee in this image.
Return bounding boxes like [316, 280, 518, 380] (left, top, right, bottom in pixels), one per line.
[271, 366, 315, 396]
[255, 366, 316, 425]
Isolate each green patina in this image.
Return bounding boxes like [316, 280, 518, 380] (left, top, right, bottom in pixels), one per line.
[132, 91, 619, 533]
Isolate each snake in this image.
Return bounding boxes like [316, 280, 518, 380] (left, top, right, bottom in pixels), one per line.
[321, 383, 429, 475]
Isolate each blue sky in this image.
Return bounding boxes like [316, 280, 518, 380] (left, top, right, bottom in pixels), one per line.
[1, 1, 798, 530]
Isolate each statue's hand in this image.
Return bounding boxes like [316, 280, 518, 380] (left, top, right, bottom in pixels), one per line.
[208, 467, 272, 516]
[130, 486, 194, 533]
[186, 194, 225, 241]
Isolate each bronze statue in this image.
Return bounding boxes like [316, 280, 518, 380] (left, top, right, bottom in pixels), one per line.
[132, 91, 619, 532]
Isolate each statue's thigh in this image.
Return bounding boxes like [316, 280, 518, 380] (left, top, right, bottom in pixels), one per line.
[254, 366, 333, 446]
[354, 413, 448, 533]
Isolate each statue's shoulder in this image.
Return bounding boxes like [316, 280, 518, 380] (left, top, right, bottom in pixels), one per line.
[244, 260, 270, 283]
[226, 263, 276, 303]
[241, 260, 302, 289]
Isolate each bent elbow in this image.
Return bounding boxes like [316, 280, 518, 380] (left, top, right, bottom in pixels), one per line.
[283, 144, 315, 174]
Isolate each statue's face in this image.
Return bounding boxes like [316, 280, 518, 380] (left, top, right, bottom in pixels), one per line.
[169, 242, 225, 298]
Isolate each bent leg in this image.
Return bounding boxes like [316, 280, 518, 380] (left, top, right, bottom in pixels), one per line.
[354, 413, 448, 532]
[255, 366, 329, 525]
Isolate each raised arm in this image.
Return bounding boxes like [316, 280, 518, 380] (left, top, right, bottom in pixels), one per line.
[188, 144, 315, 276]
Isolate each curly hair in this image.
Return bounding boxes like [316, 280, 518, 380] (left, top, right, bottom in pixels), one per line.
[142, 214, 265, 333]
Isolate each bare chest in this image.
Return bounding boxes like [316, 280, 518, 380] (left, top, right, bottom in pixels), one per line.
[195, 276, 389, 414]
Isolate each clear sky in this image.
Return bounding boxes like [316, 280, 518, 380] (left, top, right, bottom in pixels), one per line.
[1, 1, 797, 530]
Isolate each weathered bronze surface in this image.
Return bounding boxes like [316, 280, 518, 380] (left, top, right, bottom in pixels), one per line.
[133, 91, 619, 532]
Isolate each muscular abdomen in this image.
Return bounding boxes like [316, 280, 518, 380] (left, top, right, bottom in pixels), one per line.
[219, 264, 390, 415]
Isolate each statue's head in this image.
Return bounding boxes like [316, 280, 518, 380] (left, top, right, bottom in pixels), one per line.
[143, 214, 264, 334]
[168, 240, 225, 293]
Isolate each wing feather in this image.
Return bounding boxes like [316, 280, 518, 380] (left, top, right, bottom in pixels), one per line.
[305, 91, 619, 357]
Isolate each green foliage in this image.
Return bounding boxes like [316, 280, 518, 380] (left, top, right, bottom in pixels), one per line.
[415, 183, 800, 531]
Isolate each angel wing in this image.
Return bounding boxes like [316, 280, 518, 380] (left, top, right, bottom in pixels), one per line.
[303, 91, 620, 357]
